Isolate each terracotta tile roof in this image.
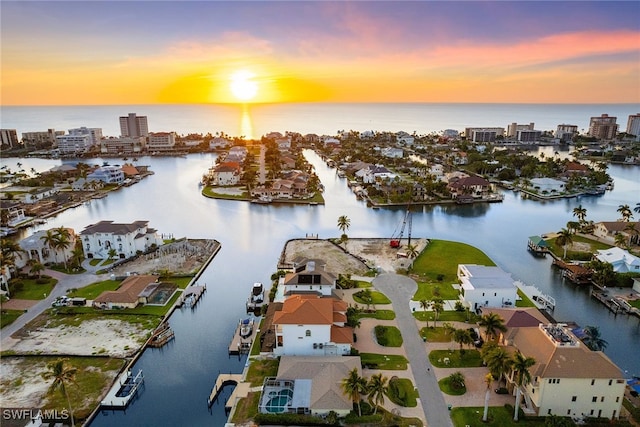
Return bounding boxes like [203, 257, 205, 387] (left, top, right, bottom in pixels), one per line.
[273, 295, 334, 325]
[331, 325, 354, 344]
[94, 274, 159, 304]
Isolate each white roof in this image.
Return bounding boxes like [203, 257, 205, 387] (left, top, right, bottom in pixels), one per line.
[460, 265, 515, 290]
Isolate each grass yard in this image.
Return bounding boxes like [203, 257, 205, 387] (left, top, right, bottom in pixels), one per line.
[420, 326, 454, 342]
[429, 349, 484, 368]
[413, 282, 460, 300]
[439, 376, 467, 395]
[201, 186, 249, 200]
[411, 240, 495, 283]
[230, 391, 260, 424]
[516, 289, 536, 307]
[386, 377, 419, 407]
[414, 310, 478, 324]
[360, 353, 408, 370]
[353, 290, 391, 305]
[1, 309, 24, 328]
[450, 405, 542, 427]
[9, 277, 57, 300]
[68, 280, 121, 299]
[358, 309, 396, 320]
[245, 358, 279, 386]
[374, 325, 403, 347]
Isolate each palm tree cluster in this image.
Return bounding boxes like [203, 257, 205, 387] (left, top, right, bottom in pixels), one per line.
[581, 325, 608, 351]
[40, 227, 74, 270]
[341, 368, 389, 416]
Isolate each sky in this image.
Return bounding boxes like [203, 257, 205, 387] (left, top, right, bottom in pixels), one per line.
[1, 1, 639, 105]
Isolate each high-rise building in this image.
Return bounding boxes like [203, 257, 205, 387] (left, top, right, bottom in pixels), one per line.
[555, 124, 578, 143]
[588, 114, 618, 140]
[119, 113, 149, 138]
[507, 122, 535, 138]
[0, 129, 19, 149]
[626, 113, 640, 139]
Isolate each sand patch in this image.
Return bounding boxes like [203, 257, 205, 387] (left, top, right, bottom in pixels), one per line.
[0, 359, 50, 407]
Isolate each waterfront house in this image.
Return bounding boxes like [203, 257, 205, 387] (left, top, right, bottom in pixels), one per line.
[259, 356, 360, 416]
[86, 166, 125, 185]
[272, 294, 353, 356]
[503, 323, 625, 420]
[226, 146, 248, 163]
[593, 221, 640, 245]
[80, 220, 162, 260]
[594, 247, 640, 273]
[93, 274, 160, 309]
[457, 264, 518, 311]
[381, 147, 403, 158]
[448, 176, 492, 200]
[24, 188, 59, 204]
[209, 161, 242, 186]
[17, 228, 77, 268]
[281, 259, 337, 297]
[209, 136, 231, 150]
[355, 164, 395, 184]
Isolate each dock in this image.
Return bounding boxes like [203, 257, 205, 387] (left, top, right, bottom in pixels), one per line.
[527, 235, 549, 256]
[228, 318, 258, 355]
[551, 258, 592, 285]
[147, 322, 175, 348]
[100, 369, 144, 408]
[590, 289, 623, 314]
[206, 373, 249, 408]
[177, 284, 206, 308]
[515, 281, 555, 312]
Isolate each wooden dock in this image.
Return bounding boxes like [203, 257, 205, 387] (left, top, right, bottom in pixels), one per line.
[590, 289, 622, 314]
[177, 284, 206, 308]
[527, 236, 549, 256]
[551, 258, 592, 285]
[147, 322, 175, 348]
[206, 373, 248, 408]
[228, 318, 258, 355]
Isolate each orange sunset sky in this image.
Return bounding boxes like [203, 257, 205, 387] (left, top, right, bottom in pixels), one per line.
[1, 1, 639, 105]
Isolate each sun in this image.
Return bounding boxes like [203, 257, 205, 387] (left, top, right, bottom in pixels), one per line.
[230, 70, 258, 102]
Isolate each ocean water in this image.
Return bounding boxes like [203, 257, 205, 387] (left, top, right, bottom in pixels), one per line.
[1, 103, 638, 140]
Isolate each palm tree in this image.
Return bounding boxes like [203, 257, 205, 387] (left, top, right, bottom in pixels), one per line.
[70, 246, 85, 269]
[572, 204, 587, 224]
[419, 299, 431, 328]
[478, 312, 507, 342]
[366, 373, 388, 414]
[42, 358, 77, 427]
[360, 288, 373, 312]
[27, 258, 45, 278]
[511, 351, 536, 421]
[634, 202, 640, 214]
[337, 215, 350, 238]
[405, 243, 419, 259]
[624, 222, 639, 246]
[555, 228, 573, 259]
[582, 325, 608, 351]
[108, 248, 118, 261]
[617, 204, 633, 222]
[483, 373, 494, 422]
[614, 233, 627, 248]
[482, 344, 512, 388]
[453, 328, 473, 356]
[40, 229, 59, 264]
[431, 298, 444, 327]
[341, 367, 367, 416]
[54, 227, 72, 270]
[448, 371, 466, 390]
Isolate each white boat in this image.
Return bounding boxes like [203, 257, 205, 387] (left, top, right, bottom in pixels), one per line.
[239, 318, 253, 338]
[251, 195, 273, 204]
[246, 282, 265, 311]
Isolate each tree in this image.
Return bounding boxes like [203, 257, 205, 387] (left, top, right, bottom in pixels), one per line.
[337, 215, 351, 236]
[108, 248, 118, 261]
[482, 344, 511, 387]
[572, 204, 587, 224]
[431, 298, 444, 327]
[367, 373, 388, 414]
[40, 229, 59, 264]
[511, 351, 536, 421]
[634, 202, 640, 214]
[341, 367, 367, 417]
[27, 258, 45, 278]
[42, 358, 77, 427]
[614, 233, 627, 248]
[483, 373, 493, 422]
[453, 328, 473, 356]
[405, 243, 419, 259]
[617, 204, 633, 222]
[555, 228, 573, 259]
[582, 325, 608, 351]
[448, 371, 466, 390]
[54, 227, 72, 270]
[478, 312, 507, 342]
[624, 222, 639, 246]
[360, 288, 373, 312]
[419, 299, 431, 327]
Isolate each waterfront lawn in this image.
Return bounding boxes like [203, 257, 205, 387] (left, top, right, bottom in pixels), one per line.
[1, 309, 24, 328]
[353, 290, 391, 305]
[374, 325, 403, 347]
[429, 349, 483, 368]
[420, 326, 454, 342]
[201, 185, 249, 200]
[387, 377, 419, 407]
[358, 309, 396, 320]
[9, 277, 57, 300]
[546, 235, 612, 260]
[68, 280, 121, 299]
[413, 281, 459, 300]
[230, 391, 260, 424]
[360, 353, 408, 370]
[629, 299, 640, 309]
[450, 405, 540, 426]
[516, 289, 536, 307]
[246, 359, 279, 387]
[439, 376, 467, 396]
[411, 240, 495, 283]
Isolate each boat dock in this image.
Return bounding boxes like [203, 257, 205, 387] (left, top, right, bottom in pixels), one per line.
[527, 235, 549, 256]
[100, 369, 144, 408]
[177, 284, 206, 308]
[147, 322, 175, 348]
[206, 373, 250, 408]
[228, 318, 258, 355]
[590, 289, 623, 314]
[551, 258, 592, 285]
[515, 281, 556, 312]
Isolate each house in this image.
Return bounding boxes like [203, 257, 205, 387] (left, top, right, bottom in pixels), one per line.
[276, 137, 292, 150]
[381, 147, 403, 158]
[258, 356, 361, 416]
[281, 259, 337, 297]
[458, 264, 518, 311]
[503, 323, 625, 420]
[226, 146, 248, 163]
[86, 166, 125, 185]
[24, 188, 59, 204]
[272, 294, 353, 356]
[18, 228, 77, 268]
[448, 176, 492, 200]
[355, 164, 395, 184]
[563, 162, 590, 177]
[79, 220, 162, 260]
[209, 161, 242, 186]
[209, 137, 231, 150]
[593, 221, 640, 244]
[93, 274, 160, 309]
[594, 247, 640, 273]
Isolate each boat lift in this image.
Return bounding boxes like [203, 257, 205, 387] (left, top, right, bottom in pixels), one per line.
[390, 208, 412, 248]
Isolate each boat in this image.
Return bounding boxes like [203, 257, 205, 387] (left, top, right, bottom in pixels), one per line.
[251, 195, 273, 204]
[246, 282, 265, 311]
[239, 318, 253, 338]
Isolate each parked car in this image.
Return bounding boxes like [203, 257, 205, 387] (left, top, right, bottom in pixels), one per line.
[51, 296, 70, 307]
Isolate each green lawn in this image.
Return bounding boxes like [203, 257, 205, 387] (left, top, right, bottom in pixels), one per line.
[245, 358, 279, 386]
[413, 282, 460, 301]
[439, 376, 467, 395]
[360, 353, 408, 370]
[450, 406, 542, 427]
[357, 309, 395, 320]
[386, 377, 419, 407]
[201, 186, 250, 200]
[374, 325, 403, 347]
[546, 235, 613, 260]
[516, 289, 536, 307]
[1, 309, 24, 328]
[420, 326, 454, 342]
[9, 277, 57, 300]
[68, 280, 121, 299]
[429, 349, 484, 368]
[629, 299, 640, 309]
[353, 290, 391, 305]
[414, 310, 478, 324]
[411, 240, 495, 283]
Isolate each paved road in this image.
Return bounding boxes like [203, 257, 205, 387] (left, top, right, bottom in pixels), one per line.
[373, 272, 454, 427]
[0, 261, 105, 347]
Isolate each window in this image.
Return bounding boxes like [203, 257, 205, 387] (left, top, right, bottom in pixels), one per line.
[592, 396, 597, 402]
[601, 396, 604, 402]
[548, 409, 552, 415]
[572, 396, 577, 402]
[590, 409, 594, 416]
[609, 379, 613, 386]
[567, 409, 571, 415]
[591, 379, 595, 385]
[616, 397, 620, 403]
[305, 330, 311, 337]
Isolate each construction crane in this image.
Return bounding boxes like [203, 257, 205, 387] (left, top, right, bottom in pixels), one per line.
[390, 208, 412, 248]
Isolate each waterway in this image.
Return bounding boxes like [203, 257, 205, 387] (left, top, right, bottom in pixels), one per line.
[2, 151, 639, 426]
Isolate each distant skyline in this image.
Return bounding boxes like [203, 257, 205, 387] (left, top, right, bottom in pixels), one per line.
[1, 1, 639, 106]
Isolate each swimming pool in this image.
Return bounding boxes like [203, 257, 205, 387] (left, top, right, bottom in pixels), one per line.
[264, 388, 293, 413]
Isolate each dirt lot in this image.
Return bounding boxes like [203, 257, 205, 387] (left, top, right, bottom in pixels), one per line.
[282, 237, 429, 274]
